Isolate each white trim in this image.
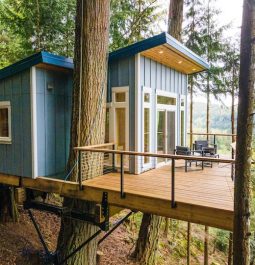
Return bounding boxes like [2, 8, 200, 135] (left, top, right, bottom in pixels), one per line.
[180, 94, 186, 146]
[0, 101, 12, 144]
[135, 54, 141, 174]
[109, 86, 130, 170]
[141, 86, 153, 171]
[30, 67, 38, 179]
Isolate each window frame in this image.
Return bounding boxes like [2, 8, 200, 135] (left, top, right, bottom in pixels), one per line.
[0, 101, 12, 144]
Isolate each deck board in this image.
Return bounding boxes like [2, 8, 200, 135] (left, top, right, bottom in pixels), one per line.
[84, 162, 234, 230]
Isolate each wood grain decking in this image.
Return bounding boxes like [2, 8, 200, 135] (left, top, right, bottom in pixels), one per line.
[84, 162, 234, 230]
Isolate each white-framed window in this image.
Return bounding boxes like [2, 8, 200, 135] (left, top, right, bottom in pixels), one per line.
[0, 101, 12, 144]
[110, 87, 129, 169]
[142, 87, 152, 168]
[156, 90, 177, 110]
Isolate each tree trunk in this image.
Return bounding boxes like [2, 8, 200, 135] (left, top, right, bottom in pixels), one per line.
[189, 77, 194, 148]
[187, 222, 191, 265]
[233, 0, 255, 264]
[163, 217, 169, 238]
[57, 1, 110, 265]
[133, 214, 162, 265]
[228, 233, 233, 265]
[204, 226, 209, 265]
[231, 79, 235, 158]
[0, 186, 19, 222]
[168, 0, 184, 41]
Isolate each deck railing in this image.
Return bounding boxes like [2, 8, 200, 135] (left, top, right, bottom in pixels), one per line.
[74, 144, 235, 208]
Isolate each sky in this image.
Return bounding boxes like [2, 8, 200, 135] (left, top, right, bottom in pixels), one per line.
[159, 0, 243, 106]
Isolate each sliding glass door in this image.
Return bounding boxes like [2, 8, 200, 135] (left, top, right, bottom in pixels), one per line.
[157, 109, 176, 165]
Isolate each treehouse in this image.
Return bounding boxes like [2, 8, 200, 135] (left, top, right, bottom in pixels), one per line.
[0, 33, 235, 232]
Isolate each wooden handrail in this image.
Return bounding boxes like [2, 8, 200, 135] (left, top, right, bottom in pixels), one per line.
[77, 143, 115, 149]
[188, 132, 236, 137]
[74, 147, 235, 164]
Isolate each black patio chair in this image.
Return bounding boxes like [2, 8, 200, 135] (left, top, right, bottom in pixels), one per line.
[193, 140, 219, 167]
[174, 146, 192, 172]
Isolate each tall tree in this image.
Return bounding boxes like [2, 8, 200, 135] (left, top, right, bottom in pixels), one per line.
[183, 0, 203, 147]
[233, 0, 255, 263]
[109, 0, 164, 51]
[168, 0, 184, 41]
[0, 0, 76, 58]
[57, 1, 110, 264]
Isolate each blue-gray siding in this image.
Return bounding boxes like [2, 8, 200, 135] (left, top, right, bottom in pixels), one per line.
[36, 68, 72, 178]
[0, 70, 32, 177]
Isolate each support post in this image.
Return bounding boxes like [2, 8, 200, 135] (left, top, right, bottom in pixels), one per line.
[120, 153, 125, 198]
[213, 134, 216, 145]
[112, 144, 116, 172]
[171, 158, 177, 208]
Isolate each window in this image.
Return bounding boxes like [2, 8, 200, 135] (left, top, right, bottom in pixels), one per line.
[0, 101, 11, 143]
[181, 98, 185, 107]
[144, 93, 150, 103]
[115, 92, 126, 102]
[157, 95, 176, 105]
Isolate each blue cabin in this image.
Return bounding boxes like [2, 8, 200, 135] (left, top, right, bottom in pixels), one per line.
[0, 32, 208, 178]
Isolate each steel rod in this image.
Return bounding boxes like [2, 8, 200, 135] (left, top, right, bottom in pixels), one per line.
[98, 211, 133, 245]
[28, 210, 51, 256]
[171, 159, 176, 208]
[120, 154, 125, 198]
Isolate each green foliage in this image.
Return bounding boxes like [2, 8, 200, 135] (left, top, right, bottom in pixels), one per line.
[213, 230, 229, 253]
[109, 0, 165, 51]
[0, 0, 76, 68]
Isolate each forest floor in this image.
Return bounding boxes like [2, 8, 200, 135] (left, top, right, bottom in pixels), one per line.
[0, 203, 229, 265]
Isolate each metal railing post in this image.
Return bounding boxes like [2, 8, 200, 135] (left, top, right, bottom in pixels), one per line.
[78, 150, 83, 190]
[112, 144, 116, 172]
[120, 153, 125, 198]
[171, 158, 177, 208]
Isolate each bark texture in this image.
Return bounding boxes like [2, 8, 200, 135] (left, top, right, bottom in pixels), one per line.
[57, 1, 110, 264]
[168, 0, 184, 41]
[204, 226, 209, 265]
[187, 222, 191, 265]
[133, 214, 162, 265]
[233, 0, 255, 264]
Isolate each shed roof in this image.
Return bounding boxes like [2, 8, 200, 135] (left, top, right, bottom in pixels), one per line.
[0, 32, 208, 80]
[0, 51, 73, 81]
[109, 32, 209, 74]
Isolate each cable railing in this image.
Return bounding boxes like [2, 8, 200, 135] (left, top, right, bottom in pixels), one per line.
[74, 143, 235, 209]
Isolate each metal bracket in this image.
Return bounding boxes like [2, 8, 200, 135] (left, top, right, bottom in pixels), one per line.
[24, 191, 109, 231]
[26, 192, 110, 264]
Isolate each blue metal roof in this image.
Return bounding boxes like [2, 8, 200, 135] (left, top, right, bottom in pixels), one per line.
[109, 32, 209, 70]
[0, 32, 208, 81]
[0, 51, 73, 80]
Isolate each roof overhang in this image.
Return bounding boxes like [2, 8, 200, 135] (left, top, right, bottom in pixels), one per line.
[0, 52, 73, 81]
[109, 32, 209, 74]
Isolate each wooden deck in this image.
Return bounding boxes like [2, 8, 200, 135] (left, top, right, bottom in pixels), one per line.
[84, 162, 234, 230]
[0, 161, 234, 231]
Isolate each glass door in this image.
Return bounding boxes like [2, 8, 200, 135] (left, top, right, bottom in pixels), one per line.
[157, 110, 166, 164]
[157, 109, 176, 165]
